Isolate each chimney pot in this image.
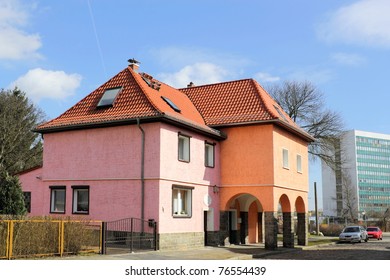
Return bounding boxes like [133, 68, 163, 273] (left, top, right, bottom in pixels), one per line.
[128, 58, 140, 72]
[187, 82, 194, 88]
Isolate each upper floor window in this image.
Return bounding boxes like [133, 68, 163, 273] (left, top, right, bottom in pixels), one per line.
[282, 148, 289, 169]
[297, 154, 302, 173]
[178, 133, 190, 162]
[205, 142, 215, 167]
[50, 186, 66, 214]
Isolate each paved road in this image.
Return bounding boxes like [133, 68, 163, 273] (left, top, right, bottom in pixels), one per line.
[255, 233, 390, 260]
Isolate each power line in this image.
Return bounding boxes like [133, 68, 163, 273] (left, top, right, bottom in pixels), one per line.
[87, 0, 107, 78]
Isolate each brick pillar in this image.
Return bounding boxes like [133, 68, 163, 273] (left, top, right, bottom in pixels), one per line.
[219, 211, 229, 246]
[282, 212, 294, 248]
[258, 212, 263, 243]
[240, 212, 248, 244]
[297, 213, 308, 246]
[264, 211, 278, 250]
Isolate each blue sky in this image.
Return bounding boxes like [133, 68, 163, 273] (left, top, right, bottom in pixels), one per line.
[1, 0, 390, 210]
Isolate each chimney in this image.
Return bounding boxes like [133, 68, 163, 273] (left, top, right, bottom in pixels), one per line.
[128, 58, 140, 72]
[187, 82, 194, 88]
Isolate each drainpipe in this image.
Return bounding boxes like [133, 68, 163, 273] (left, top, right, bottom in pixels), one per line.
[137, 118, 145, 228]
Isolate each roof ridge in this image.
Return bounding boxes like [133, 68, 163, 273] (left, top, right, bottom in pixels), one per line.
[126, 66, 163, 115]
[179, 78, 254, 91]
[250, 79, 279, 119]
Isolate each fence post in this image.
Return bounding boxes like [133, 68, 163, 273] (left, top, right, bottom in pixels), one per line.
[154, 221, 158, 251]
[101, 222, 106, 255]
[7, 221, 14, 260]
[60, 221, 65, 257]
[130, 218, 134, 253]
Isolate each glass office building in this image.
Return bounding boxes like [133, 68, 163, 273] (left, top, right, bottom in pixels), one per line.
[322, 130, 390, 220]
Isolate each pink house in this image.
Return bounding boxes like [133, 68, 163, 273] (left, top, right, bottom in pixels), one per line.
[19, 59, 313, 250]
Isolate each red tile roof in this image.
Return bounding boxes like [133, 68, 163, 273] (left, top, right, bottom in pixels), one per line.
[36, 67, 224, 139]
[181, 79, 314, 141]
[36, 65, 313, 142]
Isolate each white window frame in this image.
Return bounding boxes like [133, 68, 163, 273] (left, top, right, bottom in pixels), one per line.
[50, 186, 66, 214]
[178, 133, 190, 162]
[72, 186, 89, 214]
[172, 186, 193, 218]
[282, 148, 289, 169]
[205, 142, 215, 167]
[297, 154, 302, 173]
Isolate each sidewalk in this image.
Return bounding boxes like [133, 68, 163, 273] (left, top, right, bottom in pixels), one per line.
[59, 235, 337, 260]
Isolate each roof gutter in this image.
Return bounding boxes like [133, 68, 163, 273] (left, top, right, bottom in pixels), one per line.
[34, 115, 227, 140]
[213, 119, 315, 143]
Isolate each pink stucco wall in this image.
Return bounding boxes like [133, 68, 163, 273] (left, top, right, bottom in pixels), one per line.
[19, 122, 221, 234]
[158, 124, 220, 233]
[18, 167, 45, 216]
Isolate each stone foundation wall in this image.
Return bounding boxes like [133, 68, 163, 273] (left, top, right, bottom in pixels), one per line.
[158, 232, 204, 250]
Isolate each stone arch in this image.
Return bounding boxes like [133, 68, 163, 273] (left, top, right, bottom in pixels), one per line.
[277, 194, 294, 248]
[279, 194, 292, 213]
[295, 196, 306, 213]
[221, 193, 264, 245]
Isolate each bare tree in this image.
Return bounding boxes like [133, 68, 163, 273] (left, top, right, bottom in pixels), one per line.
[340, 173, 358, 223]
[267, 80, 344, 168]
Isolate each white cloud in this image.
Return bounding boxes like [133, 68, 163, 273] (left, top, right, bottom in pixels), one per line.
[317, 0, 390, 48]
[9, 68, 82, 102]
[0, 0, 42, 60]
[330, 52, 366, 66]
[254, 72, 280, 83]
[157, 62, 230, 88]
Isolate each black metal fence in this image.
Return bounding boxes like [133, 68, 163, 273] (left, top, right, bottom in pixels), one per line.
[102, 218, 157, 254]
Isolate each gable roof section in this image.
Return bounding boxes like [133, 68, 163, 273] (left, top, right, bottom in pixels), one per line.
[35, 67, 225, 139]
[181, 79, 314, 142]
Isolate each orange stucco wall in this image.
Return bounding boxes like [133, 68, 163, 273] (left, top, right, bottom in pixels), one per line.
[219, 123, 310, 213]
[220, 124, 274, 186]
[273, 126, 309, 192]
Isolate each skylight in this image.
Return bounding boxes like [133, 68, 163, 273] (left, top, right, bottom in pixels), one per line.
[97, 87, 122, 108]
[274, 105, 288, 122]
[161, 96, 181, 113]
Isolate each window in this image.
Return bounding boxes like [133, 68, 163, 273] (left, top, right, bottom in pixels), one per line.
[205, 142, 215, 167]
[172, 186, 193, 217]
[97, 87, 122, 107]
[72, 186, 89, 214]
[178, 133, 190, 162]
[23, 192, 31, 213]
[161, 96, 181, 112]
[50, 186, 66, 214]
[282, 148, 289, 169]
[274, 105, 288, 122]
[297, 154, 302, 173]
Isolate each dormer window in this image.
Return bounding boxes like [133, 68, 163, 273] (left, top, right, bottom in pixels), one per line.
[97, 87, 122, 108]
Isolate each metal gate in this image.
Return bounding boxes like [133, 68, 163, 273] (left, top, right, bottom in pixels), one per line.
[102, 218, 157, 254]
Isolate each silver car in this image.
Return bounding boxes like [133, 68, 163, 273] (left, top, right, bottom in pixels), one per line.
[339, 226, 368, 243]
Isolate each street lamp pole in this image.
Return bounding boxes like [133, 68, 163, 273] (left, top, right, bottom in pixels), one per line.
[362, 211, 366, 227]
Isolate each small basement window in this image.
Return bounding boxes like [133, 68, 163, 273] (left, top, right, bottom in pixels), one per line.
[97, 87, 122, 108]
[161, 96, 181, 113]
